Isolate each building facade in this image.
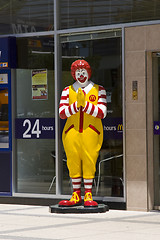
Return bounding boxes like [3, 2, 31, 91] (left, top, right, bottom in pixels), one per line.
[0, 0, 160, 211]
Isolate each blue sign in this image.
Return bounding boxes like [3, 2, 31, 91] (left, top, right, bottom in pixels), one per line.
[102, 117, 123, 140]
[60, 118, 123, 140]
[15, 118, 55, 139]
[0, 37, 16, 68]
[154, 121, 160, 135]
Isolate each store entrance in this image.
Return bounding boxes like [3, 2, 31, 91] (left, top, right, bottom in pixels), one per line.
[153, 52, 160, 207]
[13, 31, 124, 201]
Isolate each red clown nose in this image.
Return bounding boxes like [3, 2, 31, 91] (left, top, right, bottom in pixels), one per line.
[71, 59, 92, 81]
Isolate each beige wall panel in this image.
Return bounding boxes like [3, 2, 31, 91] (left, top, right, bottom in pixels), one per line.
[124, 24, 160, 211]
[146, 24, 160, 50]
[126, 155, 147, 182]
[126, 103, 146, 130]
[127, 181, 148, 211]
[125, 51, 145, 77]
[125, 26, 146, 51]
[125, 26, 148, 211]
[126, 129, 146, 156]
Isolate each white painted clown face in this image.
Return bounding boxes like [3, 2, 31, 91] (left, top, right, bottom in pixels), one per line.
[75, 68, 89, 87]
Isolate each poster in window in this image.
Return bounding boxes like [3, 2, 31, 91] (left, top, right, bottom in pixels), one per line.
[32, 69, 48, 100]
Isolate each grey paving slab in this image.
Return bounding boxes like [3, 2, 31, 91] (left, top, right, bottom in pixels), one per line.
[0, 204, 159, 239]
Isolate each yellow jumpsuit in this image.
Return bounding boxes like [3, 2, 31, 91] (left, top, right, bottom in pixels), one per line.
[62, 84, 103, 179]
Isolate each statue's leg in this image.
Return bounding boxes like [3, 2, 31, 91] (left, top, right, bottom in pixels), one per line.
[83, 179, 98, 207]
[59, 129, 82, 207]
[82, 127, 100, 207]
[58, 178, 82, 207]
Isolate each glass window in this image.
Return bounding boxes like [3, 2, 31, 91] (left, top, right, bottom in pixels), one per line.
[153, 54, 160, 206]
[0, 0, 54, 35]
[15, 36, 55, 194]
[60, 30, 123, 198]
[60, 0, 160, 29]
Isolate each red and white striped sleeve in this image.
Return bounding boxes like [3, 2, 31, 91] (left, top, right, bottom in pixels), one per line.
[59, 86, 79, 119]
[83, 85, 107, 119]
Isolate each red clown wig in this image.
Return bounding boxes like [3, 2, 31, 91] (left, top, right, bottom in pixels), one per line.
[71, 59, 92, 81]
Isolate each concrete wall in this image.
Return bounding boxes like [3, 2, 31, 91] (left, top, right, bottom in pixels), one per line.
[125, 24, 160, 211]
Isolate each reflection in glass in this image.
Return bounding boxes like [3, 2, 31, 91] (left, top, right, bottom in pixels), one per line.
[17, 139, 55, 194]
[0, 89, 9, 148]
[61, 32, 123, 198]
[60, 0, 160, 29]
[16, 36, 55, 194]
[0, 0, 54, 35]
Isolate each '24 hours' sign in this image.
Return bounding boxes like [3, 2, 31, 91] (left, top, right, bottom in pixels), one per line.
[15, 118, 55, 139]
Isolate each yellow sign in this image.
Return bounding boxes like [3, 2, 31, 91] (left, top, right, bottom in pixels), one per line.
[132, 90, 138, 100]
[132, 81, 138, 100]
[117, 124, 123, 131]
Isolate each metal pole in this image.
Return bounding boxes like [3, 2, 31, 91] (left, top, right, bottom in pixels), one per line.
[54, 0, 62, 195]
[122, 26, 126, 203]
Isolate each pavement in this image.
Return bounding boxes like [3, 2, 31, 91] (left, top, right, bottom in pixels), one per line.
[0, 204, 160, 240]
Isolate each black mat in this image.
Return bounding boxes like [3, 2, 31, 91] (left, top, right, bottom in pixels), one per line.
[49, 204, 109, 214]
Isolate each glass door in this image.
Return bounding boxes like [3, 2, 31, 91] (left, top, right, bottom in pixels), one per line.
[153, 53, 160, 206]
[60, 30, 124, 199]
[14, 36, 56, 194]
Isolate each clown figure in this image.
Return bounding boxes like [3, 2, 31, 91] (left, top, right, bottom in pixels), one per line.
[58, 59, 107, 207]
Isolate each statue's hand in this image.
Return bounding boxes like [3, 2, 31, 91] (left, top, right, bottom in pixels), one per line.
[77, 88, 85, 108]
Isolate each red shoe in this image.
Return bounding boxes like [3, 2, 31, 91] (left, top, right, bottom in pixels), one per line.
[58, 191, 82, 207]
[84, 191, 98, 207]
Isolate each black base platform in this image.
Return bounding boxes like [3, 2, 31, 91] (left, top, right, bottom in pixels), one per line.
[49, 204, 109, 214]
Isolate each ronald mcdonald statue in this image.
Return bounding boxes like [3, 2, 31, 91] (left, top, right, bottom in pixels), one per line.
[58, 59, 107, 207]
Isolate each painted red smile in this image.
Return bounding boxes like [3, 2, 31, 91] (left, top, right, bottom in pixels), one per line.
[77, 76, 87, 83]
